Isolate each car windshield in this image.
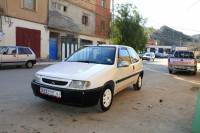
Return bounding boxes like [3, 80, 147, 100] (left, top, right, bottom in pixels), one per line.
[0, 46, 6, 53]
[145, 54, 151, 56]
[66, 46, 116, 65]
[174, 51, 194, 58]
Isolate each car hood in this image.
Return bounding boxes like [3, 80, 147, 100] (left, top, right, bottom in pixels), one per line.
[37, 62, 111, 80]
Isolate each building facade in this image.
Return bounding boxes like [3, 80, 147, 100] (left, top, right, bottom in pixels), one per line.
[0, 0, 49, 58]
[0, 0, 111, 60]
[48, 0, 111, 60]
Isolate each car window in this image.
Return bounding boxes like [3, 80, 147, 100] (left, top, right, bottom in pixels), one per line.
[174, 51, 178, 57]
[118, 48, 132, 65]
[128, 48, 139, 63]
[0, 46, 6, 53]
[4, 48, 17, 55]
[18, 48, 32, 54]
[189, 52, 194, 58]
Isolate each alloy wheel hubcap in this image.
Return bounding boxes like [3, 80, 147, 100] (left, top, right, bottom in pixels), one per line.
[103, 89, 112, 108]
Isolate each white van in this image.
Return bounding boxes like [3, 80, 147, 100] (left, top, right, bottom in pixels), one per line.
[0, 46, 36, 68]
[142, 52, 155, 61]
[32, 45, 144, 112]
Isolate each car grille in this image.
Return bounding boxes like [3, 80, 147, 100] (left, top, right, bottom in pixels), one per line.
[42, 78, 68, 86]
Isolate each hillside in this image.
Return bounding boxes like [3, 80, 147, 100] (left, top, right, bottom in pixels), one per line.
[150, 26, 193, 46]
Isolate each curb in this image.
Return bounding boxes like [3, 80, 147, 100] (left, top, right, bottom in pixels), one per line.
[192, 88, 200, 133]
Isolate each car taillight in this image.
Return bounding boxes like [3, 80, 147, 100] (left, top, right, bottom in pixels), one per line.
[194, 59, 197, 64]
[168, 58, 170, 66]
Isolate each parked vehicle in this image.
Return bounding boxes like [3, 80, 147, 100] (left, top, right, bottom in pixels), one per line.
[168, 51, 197, 75]
[142, 52, 155, 61]
[0, 46, 36, 68]
[31, 45, 144, 112]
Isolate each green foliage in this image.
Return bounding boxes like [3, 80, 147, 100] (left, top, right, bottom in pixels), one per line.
[113, 3, 148, 52]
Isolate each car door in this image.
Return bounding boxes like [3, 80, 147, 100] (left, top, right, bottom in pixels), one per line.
[1, 47, 17, 66]
[127, 48, 142, 83]
[18, 47, 30, 65]
[115, 47, 135, 93]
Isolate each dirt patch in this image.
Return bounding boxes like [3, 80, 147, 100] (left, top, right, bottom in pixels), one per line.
[190, 87, 199, 92]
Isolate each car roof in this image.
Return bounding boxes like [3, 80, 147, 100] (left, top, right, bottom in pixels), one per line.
[84, 45, 133, 49]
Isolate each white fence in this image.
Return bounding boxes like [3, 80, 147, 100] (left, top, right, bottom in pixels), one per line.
[62, 43, 80, 59]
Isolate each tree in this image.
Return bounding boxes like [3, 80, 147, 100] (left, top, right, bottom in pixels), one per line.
[113, 3, 148, 52]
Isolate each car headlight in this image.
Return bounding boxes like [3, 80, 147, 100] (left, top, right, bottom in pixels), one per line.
[34, 74, 41, 82]
[69, 80, 90, 89]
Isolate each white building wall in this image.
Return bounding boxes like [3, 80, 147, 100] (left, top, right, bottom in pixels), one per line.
[0, 17, 49, 59]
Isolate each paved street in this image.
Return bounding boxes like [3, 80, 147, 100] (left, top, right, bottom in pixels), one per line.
[0, 59, 199, 133]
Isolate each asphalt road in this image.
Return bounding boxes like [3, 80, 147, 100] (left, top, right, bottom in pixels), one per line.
[0, 59, 199, 133]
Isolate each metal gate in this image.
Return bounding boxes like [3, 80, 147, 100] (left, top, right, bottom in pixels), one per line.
[16, 27, 41, 58]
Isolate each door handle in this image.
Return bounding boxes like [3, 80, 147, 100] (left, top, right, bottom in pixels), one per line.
[13, 55, 16, 57]
[133, 65, 135, 71]
[27, 55, 29, 57]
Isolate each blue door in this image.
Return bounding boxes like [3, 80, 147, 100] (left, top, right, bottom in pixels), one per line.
[49, 38, 58, 60]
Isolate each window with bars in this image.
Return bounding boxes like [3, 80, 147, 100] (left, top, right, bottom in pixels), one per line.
[23, 0, 36, 11]
[100, 20, 105, 31]
[82, 15, 89, 26]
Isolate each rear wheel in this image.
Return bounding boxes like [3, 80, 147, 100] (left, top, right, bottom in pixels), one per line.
[192, 71, 197, 75]
[133, 75, 142, 90]
[97, 86, 113, 112]
[169, 70, 172, 74]
[26, 61, 33, 69]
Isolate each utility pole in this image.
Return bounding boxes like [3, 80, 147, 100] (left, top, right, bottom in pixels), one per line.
[111, 0, 114, 44]
[179, 37, 182, 46]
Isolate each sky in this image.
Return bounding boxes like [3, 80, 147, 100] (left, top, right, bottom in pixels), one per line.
[114, 0, 200, 36]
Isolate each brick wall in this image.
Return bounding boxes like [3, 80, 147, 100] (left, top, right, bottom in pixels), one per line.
[95, 0, 111, 39]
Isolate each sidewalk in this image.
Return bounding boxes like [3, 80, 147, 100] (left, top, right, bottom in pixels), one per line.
[35, 59, 60, 66]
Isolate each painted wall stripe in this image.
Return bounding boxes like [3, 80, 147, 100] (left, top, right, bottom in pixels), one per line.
[192, 88, 200, 133]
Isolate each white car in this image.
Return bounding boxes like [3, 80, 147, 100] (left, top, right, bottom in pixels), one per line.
[0, 46, 36, 68]
[142, 52, 155, 61]
[31, 45, 144, 112]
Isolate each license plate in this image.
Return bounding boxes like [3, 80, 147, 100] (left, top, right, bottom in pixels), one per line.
[40, 87, 61, 98]
[175, 66, 185, 69]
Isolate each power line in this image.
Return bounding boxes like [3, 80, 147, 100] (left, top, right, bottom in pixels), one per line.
[148, 20, 200, 33]
[185, 0, 200, 11]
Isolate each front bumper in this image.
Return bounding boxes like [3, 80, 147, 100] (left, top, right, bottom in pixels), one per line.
[142, 57, 150, 60]
[31, 81, 102, 107]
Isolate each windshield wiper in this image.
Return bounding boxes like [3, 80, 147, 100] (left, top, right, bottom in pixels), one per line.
[77, 60, 101, 64]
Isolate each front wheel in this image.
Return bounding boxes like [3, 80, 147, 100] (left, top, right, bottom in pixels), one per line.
[133, 75, 142, 90]
[97, 86, 113, 112]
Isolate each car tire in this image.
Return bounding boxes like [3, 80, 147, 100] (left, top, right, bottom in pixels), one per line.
[97, 86, 113, 112]
[169, 70, 172, 74]
[26, 61, 33, 69]
[192, 71, 197, 75]
[133, 75, 142, 90]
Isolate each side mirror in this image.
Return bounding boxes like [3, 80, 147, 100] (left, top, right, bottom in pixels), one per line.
[118, 61, 129, 67]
